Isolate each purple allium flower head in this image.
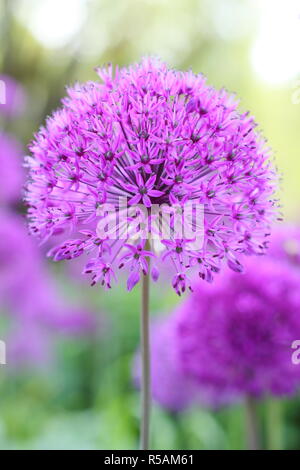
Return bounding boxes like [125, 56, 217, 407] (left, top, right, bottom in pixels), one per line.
[0, 210, 40, 300]
[134, 317, 197, 411]
[0, 132, 24, 205]
[171, 254, 300, 400]
[25, 58, 278, 293]
[0, 74, 26, 118]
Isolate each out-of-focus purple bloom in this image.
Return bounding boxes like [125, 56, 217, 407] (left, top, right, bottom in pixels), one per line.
[171, 254, 300, 401]
[268, 224, 300, 266]
[0, 74, 26, 118]
[0, 210, 96, 365]
[134, 317, 197, 411]
[0, 132, 24, 205]
[25, 58, 278, 294]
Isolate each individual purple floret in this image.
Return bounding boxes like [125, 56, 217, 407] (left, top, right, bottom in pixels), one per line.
[25, 58, 278, 293]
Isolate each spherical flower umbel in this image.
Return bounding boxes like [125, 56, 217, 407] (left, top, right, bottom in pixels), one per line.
[25, 58, 278, 293]
[171, 255, 300, 400]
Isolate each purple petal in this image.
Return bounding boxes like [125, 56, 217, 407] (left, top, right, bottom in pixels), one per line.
[227, 259, 244, 273]
[148, 189, 164, 197]
[127, 270, 140, 291]
[145, 175, 156, 188]
[151, 265, 160, 282]
[143, 194, 151, 207]
[129, 194, 142, 205]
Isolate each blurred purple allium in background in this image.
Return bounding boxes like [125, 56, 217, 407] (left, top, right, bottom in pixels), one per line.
[138, 227, 300, 409]
[0, 211, 96, 366]
[0, 74, 26, 118]
[0, 132, 24, 205]
[171, 254, 300, 400]
[25, 58, 278, 294]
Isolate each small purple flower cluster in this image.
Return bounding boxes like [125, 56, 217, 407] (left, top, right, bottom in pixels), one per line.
[0, 132, 24, 205]
[0, 211, 95, 366]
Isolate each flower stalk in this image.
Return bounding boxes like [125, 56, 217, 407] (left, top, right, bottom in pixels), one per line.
[140, 241, 151, 450]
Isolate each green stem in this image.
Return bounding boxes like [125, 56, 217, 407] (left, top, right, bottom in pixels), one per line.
[140, 269, 151, 450]
[244, 396, 261, 450]
[266, 398, 283, 450]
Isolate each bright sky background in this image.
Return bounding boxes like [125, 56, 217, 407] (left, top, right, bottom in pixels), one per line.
[17, 0, 87, 48]
[15, 0, 300, 86]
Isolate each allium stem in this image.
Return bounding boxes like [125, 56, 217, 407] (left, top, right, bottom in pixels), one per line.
[140, 254, 151, 450]
[244, 396, 261, 450]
